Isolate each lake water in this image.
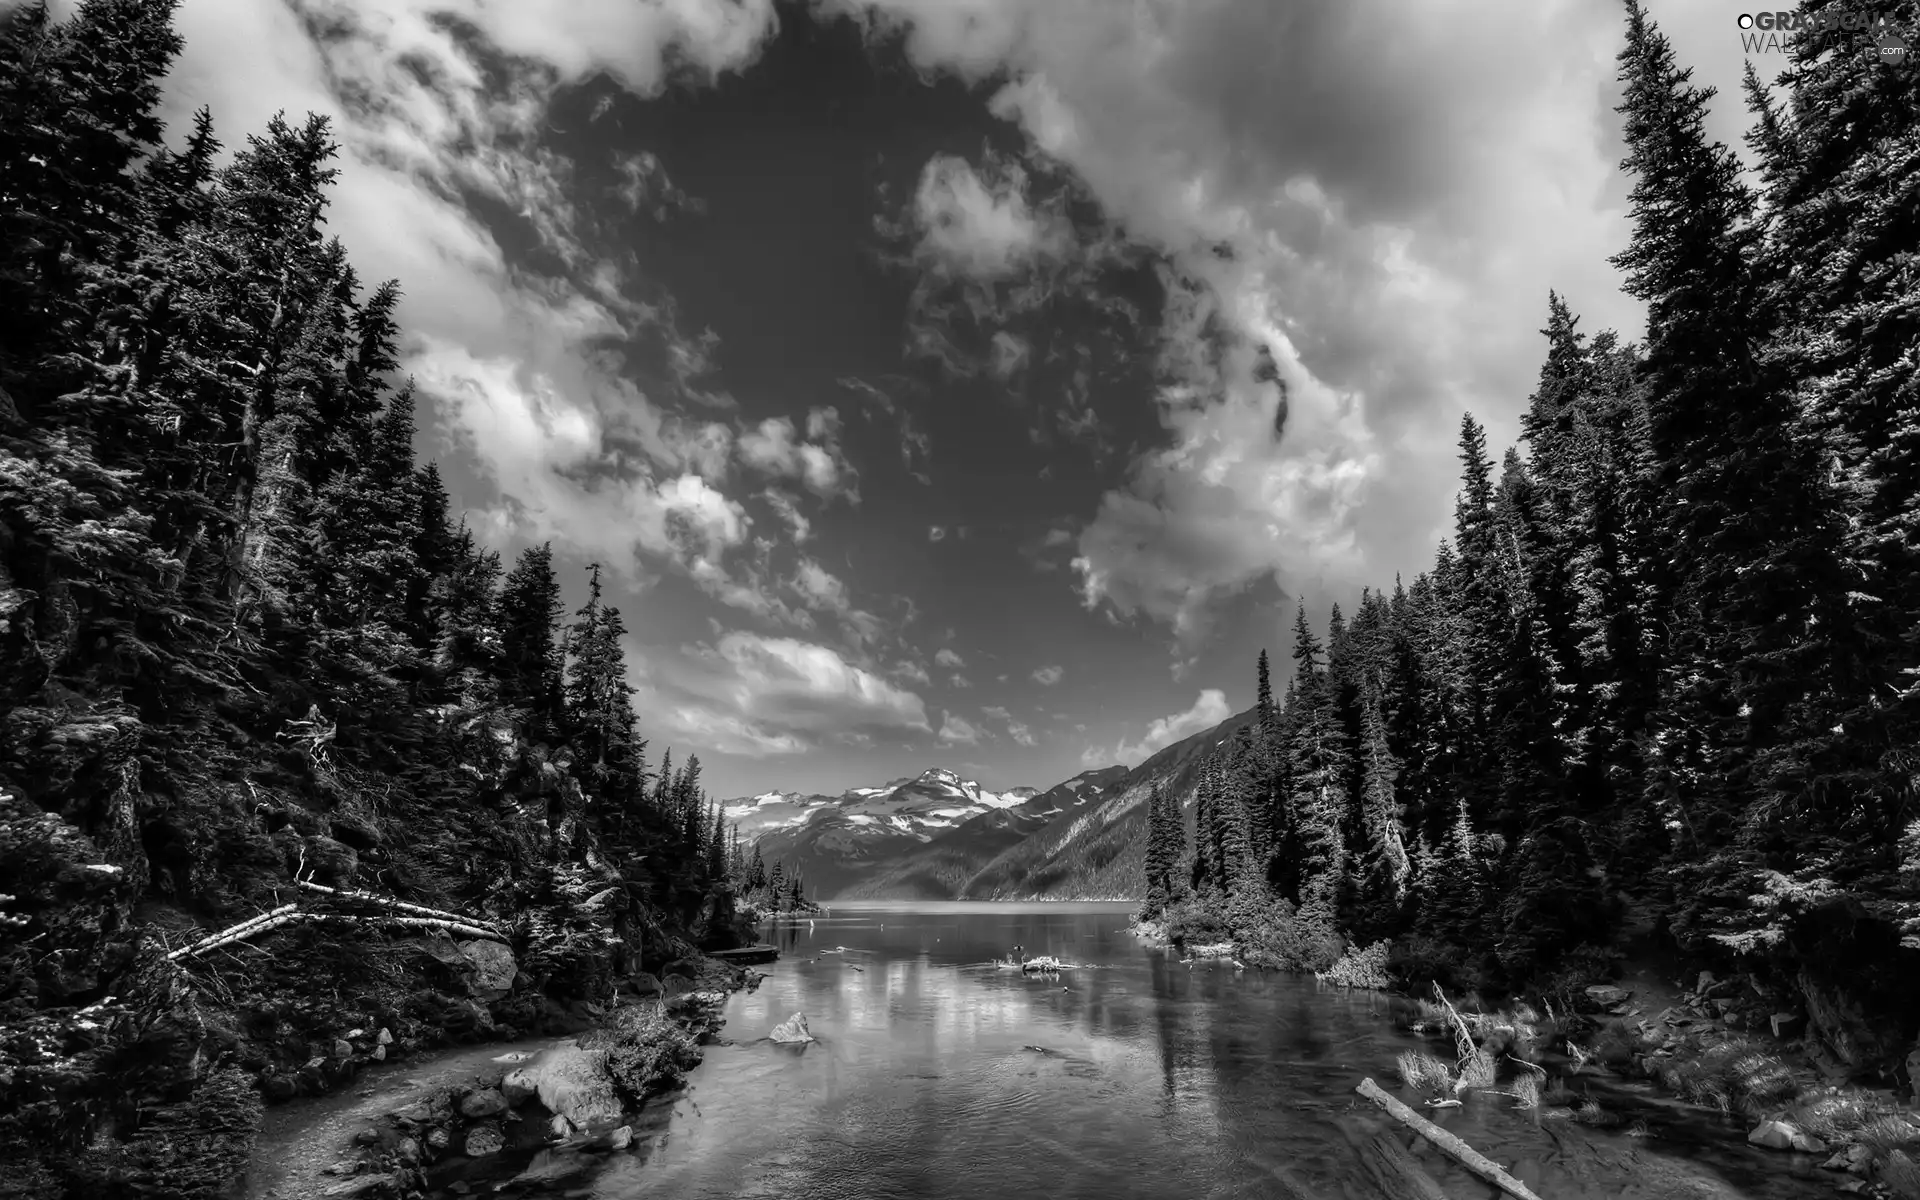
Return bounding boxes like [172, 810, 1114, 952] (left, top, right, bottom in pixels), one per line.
[524, 902, 1835, 1199]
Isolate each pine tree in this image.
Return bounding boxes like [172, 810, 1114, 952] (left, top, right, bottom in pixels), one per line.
[499, 543, 566, 745]
[1288, 604, 1349, 916]
[1353, 684, 1410, 938]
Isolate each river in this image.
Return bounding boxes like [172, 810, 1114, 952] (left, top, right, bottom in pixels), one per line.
[296, 901, 1846, 1199]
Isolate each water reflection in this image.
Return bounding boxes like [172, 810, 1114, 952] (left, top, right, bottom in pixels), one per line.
[574, 903, 1830, 1200]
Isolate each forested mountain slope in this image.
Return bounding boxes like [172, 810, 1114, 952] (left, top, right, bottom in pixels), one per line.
[961, 712, 1258, 900]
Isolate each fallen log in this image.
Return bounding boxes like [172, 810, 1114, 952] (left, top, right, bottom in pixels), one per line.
[295, 879, 503, 933]
[167, 905, 303, 960]
[1355, 1077, 1546, 1200]
[166, 910, 506, 961]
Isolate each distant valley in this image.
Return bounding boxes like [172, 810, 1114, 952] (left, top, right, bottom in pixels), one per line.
[722, 706, 1259, 901]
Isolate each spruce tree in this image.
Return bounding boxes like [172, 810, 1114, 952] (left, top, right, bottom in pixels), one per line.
[499, 543, 566, 745]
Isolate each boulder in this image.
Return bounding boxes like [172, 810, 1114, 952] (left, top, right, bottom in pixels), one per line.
[546, 1113, 572, 1140]
[463, 1124, 503, 1158]
[458, 1121, 499, 1159]
[770, 1012, 814, 1044]
[459, 1087, 507, 1119]
[1747, 1119, 1826, 1154]
[1585, 985, 1631, 1009]
[322, 1173, 398, 1198]
[301, 836, 359, 886]
[1798, 970, 1902, 1069]
[456, 941, 518, 1001]
[425, 1128, 450, 1153]
[626, 972, 663, 998]
[500, 1043, 624, 1130]
[1907, 1042, 1920, 1103]
[332, 1038, 354, 1060]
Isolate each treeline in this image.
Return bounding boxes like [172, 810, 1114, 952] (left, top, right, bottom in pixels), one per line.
[1144, 0, 1918, 1050]
[0, 1, 756, 1188]
[732, 841, 814, 914]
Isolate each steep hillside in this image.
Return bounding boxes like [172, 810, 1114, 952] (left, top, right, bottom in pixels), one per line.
[739, 768, 1036, 898]
[842, 767, 1128, 899]
[960, 709, 1259, 900]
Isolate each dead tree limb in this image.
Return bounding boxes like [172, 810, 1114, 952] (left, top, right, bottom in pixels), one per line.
[1355, 1077, 1546, 1200]
[294, 879, 501, 933]
[166, 908, 506, 961]
[167, 904, 302, 960]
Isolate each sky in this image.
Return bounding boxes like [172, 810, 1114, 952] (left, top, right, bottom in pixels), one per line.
[118, 0, 1785, 799]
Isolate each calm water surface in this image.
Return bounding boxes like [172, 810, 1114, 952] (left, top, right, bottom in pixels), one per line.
[561, 903, 1831, 1200]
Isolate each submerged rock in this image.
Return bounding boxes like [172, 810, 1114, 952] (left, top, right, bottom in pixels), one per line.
[770, 1012, 814, 1044]
[1747, 1119, 1826, 1153]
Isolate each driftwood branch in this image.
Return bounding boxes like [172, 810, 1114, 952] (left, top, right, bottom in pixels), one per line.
[1355, 1077, 1546, 1200]
[294, 879, 502, 933]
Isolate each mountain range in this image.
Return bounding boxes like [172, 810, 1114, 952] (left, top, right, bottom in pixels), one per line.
[728, 707, 1259, 900]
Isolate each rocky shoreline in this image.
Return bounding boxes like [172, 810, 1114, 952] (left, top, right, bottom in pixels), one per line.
[252, 956, 759, 1200]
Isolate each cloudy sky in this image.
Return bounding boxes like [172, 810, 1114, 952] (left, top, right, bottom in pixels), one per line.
[132, 0, 1773, 799]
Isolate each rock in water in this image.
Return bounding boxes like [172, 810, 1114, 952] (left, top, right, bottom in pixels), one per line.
[459, 1087, 507, 1119]
[463, 1124, 504, 1158]
[1748, 1119, 1826, 1153]
[770, 1012, 814, 1044]
[500, 1044, 625, 1130]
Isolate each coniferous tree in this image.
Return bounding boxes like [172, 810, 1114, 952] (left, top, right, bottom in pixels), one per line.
[499, 542, 566, 745]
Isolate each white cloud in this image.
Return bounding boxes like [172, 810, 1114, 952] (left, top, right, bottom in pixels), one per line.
[630, 629, 930, 758]
[892, 659, 932, 686]
[950, 674, 971, 689]
[934, 648, 966, 669]
[1088, 690, 1233, 768]
[939, 713, 983, 745]
[928, 525, 947, 542]
[737, 410, 859, 502]
[1007, 720, 1036, 747]
[833, 0, 1643, 639]
[152, 0, 786, 601]
[1031, 665, 1064, 686]
[761, 489, 812, 543]
[981, 705, 1011, 720]
[908, 151, 1071, 280]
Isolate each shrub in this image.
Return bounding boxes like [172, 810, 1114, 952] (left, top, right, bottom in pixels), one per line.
[1509, 1073, 1541, 1109]
[1386, 935, 1483, 995]
[1397, 1050, 1456, 1098]
[1318, 940, 1392, 989]
[1658, 1039, 1806, 1117]
[1163, 897, 1231, 948]
[583, 1002, 702, 1104]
